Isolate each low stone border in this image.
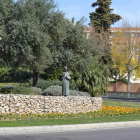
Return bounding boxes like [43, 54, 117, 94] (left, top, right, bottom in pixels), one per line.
[0, 94, 102, 114]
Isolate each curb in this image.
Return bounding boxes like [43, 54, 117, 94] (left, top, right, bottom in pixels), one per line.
[0, 121, 140, 135]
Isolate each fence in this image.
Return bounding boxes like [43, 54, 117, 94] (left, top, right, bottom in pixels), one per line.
[108, 81, 140, 93]
[106, 92, 140, 99]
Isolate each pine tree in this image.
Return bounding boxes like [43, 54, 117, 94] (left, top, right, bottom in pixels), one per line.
[89, 0, 122, 33]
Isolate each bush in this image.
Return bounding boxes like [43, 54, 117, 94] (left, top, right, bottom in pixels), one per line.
[28, 78, 77, 90]
[9, 69, 32, 82]
[11, 86, 32, 95]
[69, 82, 77, 90]
[42, 86, 62, 96]
[69, 90, 90, 97]
[110, 78, 128, 84]
[0, 68, 32, 83]
[42, 85, 90, 96]
[28, 78, 62, 90]
[39, 68, 62, 80]
[116, 78, 128, 84]
[0, 68, 11, 82]
[30, 87, 42, 95]
[0, 84, 16, 94]
[0, 84, 40, 95]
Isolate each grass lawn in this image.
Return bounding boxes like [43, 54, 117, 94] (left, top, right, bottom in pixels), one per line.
[0, 99, 140, 127]
[103, 100, 140, 108]
[0, 83, 29, 86]
[0, 114, 140, 127]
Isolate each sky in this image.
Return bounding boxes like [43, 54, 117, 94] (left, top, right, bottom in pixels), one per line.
[56, 0, 140, 27]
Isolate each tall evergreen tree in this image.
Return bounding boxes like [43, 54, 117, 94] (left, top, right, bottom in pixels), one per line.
[89, 0, 122, 33]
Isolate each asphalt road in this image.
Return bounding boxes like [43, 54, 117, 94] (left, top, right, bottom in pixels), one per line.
[1, 127, 140, 140]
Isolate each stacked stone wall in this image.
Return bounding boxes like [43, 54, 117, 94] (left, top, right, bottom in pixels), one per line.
[0, 94, 102, 114]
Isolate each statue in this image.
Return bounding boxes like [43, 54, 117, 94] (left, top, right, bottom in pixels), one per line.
[62, 66, 71, 96]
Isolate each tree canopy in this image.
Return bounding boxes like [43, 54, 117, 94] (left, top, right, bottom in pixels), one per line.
[89, 0, 122, 33]
[111, 22, 140, 95]
[0, 0, 66, 86]
[0, 0, 112, 96]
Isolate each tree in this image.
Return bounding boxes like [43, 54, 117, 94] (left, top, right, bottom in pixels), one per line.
[75, 62, 110, 97]
[89, 0, 122, 33]
[89, 0, 122, 85]
[47, 17, 93, 76]
[0, 0, 66, 86]
[111, 20, 140, 96]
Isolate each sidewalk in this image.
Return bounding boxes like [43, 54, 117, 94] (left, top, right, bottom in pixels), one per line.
[0, 121, 140, 135]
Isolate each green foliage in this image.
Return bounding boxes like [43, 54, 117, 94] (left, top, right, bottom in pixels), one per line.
[110, 78, 128, 84]
[28, 78, 77, 91]
[42, 85, 90, 96]
[0, 0, 68, 86]
[0, 68, 10, 82]
[28, 78, 62, 90]
[89, 0, 122, 33]
[39, 68, 62, 80]
[30, 87, 42, 95]
[69, 90, 90, 97]
[69, 82, 77, 90]
[0, 83, 29, 87]
[42, 86, 62, 96]
[0, 0, 54, 69]
[0, 84, 41, 95]
[11, 86, 33, 95]
[47, 17, 96, 76]
[75, 64, 110, 97]
[0, 0, 114, 94]
[0, 84, 16, 94]
[0, 68, 32, 82]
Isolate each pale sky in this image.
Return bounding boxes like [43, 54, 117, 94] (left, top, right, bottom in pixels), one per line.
[56, 0, 140, 27]
[14, 0, 140, 27]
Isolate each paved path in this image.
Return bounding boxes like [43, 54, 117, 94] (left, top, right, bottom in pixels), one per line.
[0, 121, 140, 135]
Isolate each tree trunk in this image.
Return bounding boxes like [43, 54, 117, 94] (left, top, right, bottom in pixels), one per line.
[127, 70, 131, 97]
[32, 69, 38, 87]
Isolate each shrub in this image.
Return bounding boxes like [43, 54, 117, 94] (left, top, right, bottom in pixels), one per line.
[69, 90, 90, 97]
[11, 86, 32, 95]
[0, 84, 17, 94]
[0, 84, 39, 95]
[110, 78, 128, 84]
[0, 68, 32, 83]
[9, 69, 32, 82]
[30, 87, 42, 95]
[69, 82, 77, 90]
[28, 78, 62, 90]
[28, 78, 77, 90]
[0, 68, 11, 82]
[42, 86, 62, 96]
[39, 68, 62, 80]
[42, 85, 90, 96]
[116, 78, 128, 84]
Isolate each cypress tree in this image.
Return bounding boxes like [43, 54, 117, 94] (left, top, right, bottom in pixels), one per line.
[89, 0, 122, 33]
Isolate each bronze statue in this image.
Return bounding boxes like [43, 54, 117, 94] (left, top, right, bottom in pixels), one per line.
[62, 66, 71, 96]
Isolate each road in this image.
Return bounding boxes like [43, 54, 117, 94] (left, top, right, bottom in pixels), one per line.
[0, 126, 140, 140]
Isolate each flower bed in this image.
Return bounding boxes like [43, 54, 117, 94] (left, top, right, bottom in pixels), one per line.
[0, 106, 140, 121]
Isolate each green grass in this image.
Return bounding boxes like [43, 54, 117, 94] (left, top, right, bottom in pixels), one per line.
[0, 114, 140, 127]
[103, 100, 140, 108]
[0, 83, 29, 86]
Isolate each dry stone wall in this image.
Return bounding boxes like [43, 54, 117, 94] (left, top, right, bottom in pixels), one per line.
[0, 94, 102, 114]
